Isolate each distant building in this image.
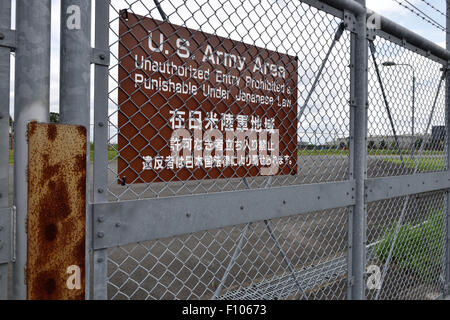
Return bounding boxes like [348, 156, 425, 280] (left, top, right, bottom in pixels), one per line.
[431, 125, 445, 144]
[329, 134, 430, 149]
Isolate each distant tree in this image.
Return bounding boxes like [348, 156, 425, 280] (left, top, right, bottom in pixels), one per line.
[380, 140, 386, 149]
[368, 140, 375, 149]
[50, 112, 59, 123]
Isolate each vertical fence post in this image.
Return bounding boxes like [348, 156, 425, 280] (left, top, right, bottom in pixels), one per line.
[445, 0, 450, 299]
[92, 0, 109, 300]
[59, 0, 91, 299]
[13, 0, 51, 299]
[350, 0, 367, 300]
[0, 0, 11, 300]
[347, 20, 356, 300]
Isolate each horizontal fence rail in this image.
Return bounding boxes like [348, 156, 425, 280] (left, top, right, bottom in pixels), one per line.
[92, 173, 450, 250]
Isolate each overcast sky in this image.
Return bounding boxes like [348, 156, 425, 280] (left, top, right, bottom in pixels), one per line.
[367, 0, 446, 47]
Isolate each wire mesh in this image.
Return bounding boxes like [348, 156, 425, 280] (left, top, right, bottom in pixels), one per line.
[366, 191, 446, 300]
[107, 207, 348, 300]
[106, 0, 351, 201]
[103, 0, 353, 300]
[366, 35, 447, 299]
[367, 36, 446, 178]
[97, 0, 450, 301]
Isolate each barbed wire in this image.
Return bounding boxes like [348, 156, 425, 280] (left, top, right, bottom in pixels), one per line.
[404, 0, 444, 27]
[419, 0, 446, 18]
[391, 0, 445, 32]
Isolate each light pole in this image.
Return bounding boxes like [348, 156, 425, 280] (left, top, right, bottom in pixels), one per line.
[382, 61, 416, 159]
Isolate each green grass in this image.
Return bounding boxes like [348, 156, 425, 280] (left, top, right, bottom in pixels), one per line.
[297, 149, 349, 156]
[368, 149, 443, 156]
[384, 157, 445, 171]
[90, 143, 118, 162]
[297, 148, 444, 157]
[375, 209, 444, 282]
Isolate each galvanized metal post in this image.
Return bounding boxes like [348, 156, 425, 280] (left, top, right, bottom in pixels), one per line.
[350, 0, 367, 300]
[59, 0, 91, 299]
[92, 0, 109, 300]
[13, 0, 51, 299]
[60, 0, 91, 126]
[0, 0, 11, 300]
[445, 0, 450, 298]
[347, 25, 356, 300]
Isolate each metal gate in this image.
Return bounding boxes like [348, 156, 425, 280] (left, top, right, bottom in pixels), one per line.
[0, 0, 450, 300]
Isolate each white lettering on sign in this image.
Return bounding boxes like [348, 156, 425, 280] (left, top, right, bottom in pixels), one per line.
[117, 14, 298, 183]
[66, 5, 81, 30]
[253, 57, 286, 78]
[144, 32, 289, 79]
[202, 44, 246, 71]
[66, 265, 82, 290]
[176, 38, 190, 58]
[142, 127, 283, 175]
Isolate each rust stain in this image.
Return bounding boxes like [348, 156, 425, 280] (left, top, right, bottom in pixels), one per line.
[27, 123, 86, 300]
[28, 121, 37, 140]
[76, 125, 86, 137]
[47, 124, 57, 141]
[31, 270, 60, 300]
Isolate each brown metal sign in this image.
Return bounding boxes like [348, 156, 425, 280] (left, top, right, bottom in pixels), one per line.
[27, 122, 86, 300]
[118, 13, 298, 184]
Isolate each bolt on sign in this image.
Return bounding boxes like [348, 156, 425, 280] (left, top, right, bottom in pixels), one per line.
[27, 122, 86, 300]
[118, 12, 298, 184]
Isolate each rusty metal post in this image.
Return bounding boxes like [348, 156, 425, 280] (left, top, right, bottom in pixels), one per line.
[59, 0, 91, 300]
[27, 122, 87, 300]
[0, 0, 11, 300]
[13, 0, 51, 299]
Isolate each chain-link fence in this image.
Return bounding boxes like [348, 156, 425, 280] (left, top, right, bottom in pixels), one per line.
[367, 36, 446, 179]
[105, 0, 351, 202]
[88, 0, 450, 300]
[365, 35, 448, 300]
[4, 0, 450, 301]
[107, 208, 348, 299]
[102, 0, 353, 300]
